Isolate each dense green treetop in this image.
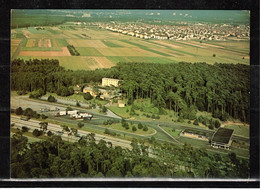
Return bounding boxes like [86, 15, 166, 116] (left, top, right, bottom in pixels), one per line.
[11, 132, 249, 178]
[11, 59, 249, 122]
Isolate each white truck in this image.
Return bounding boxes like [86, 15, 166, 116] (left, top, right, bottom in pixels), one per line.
[72, 114, 82, 119]
[80, 113, 93, 118]
[80, 113, 93, 120]
[67, 110, 79, 115]
[58, 111, 67, 116]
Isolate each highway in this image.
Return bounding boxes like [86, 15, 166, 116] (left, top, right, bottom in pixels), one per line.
[11, 94, 249, 158]
[11, 115, 132, 149]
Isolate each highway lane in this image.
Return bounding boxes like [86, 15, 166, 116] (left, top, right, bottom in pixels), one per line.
[11, 115, 132, 149]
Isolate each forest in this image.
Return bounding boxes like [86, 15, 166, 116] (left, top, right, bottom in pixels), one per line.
[11, 131, 249, 178]
[11, 59, 250, 123]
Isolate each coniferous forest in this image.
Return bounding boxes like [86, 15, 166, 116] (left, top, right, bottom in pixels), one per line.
[11, 59, 249, 123]
[11, 59, 250, 178]
[11, 132, 249, 178]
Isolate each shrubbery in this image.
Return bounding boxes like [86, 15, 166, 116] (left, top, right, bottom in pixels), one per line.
[29, 89, 45, 99]
[47, 95, 57, 102]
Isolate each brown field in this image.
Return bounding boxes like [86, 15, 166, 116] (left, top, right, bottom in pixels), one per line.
[67, 39, 108, 48]
[82, 56, 115, 70]
[26, 39, 37, 47]
[153, 40, 182, 48]
[176, 41, 207, 48]
[52, 39, 59, 47]
[22, 30, 31, 38]
[19, 47, 70, 56]
[11, 39, 22, 46]
[50, 27, 62, 31]
[188, 41, 225, 49]
[63, 31, 78, 38]
[38, 39, 52, 47]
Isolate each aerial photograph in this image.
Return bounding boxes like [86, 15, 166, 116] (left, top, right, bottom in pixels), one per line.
[10, 9, 250, 178]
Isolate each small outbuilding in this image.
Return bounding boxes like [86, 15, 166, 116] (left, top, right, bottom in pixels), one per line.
[118, 100, 126, 108]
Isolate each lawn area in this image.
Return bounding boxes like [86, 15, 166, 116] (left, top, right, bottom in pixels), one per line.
[108, 103, 180, 122]
[104, 122, 155, 136]
[224, 125, 249, 138]
[108, 105, 130, 118]
[178, 136, 210, 148]
[163, 127, 182, 138]
[89, 98, 108, 106]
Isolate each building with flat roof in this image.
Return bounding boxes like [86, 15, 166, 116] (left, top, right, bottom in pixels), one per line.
[102, 78, 120, 87]
[211, 128, 234, 150]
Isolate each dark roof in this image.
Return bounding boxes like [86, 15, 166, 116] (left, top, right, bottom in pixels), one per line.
[211, 128, 234, 144]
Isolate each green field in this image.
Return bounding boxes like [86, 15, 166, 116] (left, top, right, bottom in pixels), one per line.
[107, 56, 175, 64]
[164, 127, 182, 138]
[102, 40, 122, 47]
[27, 27, 51, 34]
[56, 39, 69, 46]
[77, 47, 104, 56]
[11, 24, 250, 70]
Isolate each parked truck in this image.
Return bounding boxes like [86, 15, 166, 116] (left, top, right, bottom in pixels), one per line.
[80, 113, 93, 119]
[57, 111, 67, 116]
[67, 110, 79, 115]
[72, 114, 82, 119]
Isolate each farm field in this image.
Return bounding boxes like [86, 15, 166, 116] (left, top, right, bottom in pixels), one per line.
[11, 23, 250, 70]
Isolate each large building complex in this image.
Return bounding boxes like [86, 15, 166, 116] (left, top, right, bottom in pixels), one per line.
[102, 78, 120, 87]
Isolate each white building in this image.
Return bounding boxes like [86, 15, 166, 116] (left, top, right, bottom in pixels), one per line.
[102, 78, 120, 87]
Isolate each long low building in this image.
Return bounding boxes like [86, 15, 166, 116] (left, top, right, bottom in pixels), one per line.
[180, 128, 211, 141]
[211, 128, 234, 150]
